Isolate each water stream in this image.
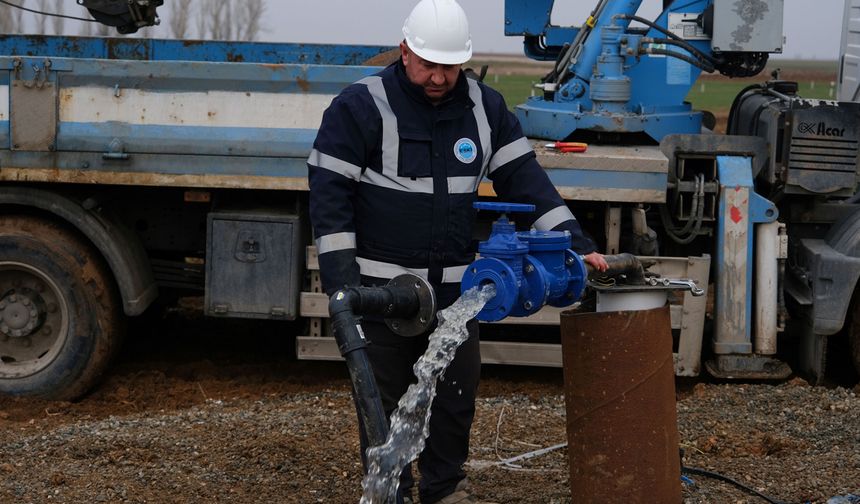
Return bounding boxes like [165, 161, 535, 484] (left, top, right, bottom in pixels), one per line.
[359, 284, 496, 504]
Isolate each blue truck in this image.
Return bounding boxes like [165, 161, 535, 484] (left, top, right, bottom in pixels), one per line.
[1, 0, 859, 399]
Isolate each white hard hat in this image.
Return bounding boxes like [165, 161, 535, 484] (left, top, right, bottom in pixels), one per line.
[402, 0, 472, 65]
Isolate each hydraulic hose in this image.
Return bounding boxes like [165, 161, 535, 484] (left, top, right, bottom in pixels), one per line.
[644, 47, 715, 73]
[615, 13, 721, 66]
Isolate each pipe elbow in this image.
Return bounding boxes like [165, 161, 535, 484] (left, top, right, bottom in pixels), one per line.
[328, 288, 360, 318]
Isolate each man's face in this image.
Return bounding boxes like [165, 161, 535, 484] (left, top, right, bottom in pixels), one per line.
[400, 42, 461, 103]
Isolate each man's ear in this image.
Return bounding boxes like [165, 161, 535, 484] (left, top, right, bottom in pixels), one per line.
[399, 41, 410, 66]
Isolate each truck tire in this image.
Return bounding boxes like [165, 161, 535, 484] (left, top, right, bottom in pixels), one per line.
[0, 215, 122, 400]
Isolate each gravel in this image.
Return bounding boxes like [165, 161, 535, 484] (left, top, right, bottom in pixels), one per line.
[0, 314, 858, 503]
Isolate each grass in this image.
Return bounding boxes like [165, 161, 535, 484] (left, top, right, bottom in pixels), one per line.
[483, 73, 540, 109]
[685, 79, 838, 111]
[479, 59, 840, 114]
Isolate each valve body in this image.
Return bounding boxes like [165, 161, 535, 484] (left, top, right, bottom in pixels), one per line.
[461, 203, 587, 322]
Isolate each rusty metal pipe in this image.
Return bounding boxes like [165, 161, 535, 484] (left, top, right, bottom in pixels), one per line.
[560, 305, 681, 503]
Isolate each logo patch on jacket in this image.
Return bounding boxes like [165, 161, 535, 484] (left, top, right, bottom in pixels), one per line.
[454, 138, 477, 164]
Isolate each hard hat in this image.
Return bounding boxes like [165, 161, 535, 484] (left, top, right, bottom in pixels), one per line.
[402, 0, 472, 65]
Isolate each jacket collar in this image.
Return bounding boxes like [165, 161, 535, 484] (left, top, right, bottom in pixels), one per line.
[393, 60, 471, 110]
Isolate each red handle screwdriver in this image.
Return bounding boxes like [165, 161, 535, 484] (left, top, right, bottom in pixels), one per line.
[545, 142, 588, 153]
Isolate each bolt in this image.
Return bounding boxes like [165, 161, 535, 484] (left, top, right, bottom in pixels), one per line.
[419, 317, 427, 324]
[0, 302, 5, 310]
[11, 329, 21, 337]
[29, 308, 37, 317]
[21, 298, 30, 306]
[523, 300, 534, 310]
[525, 264, 535, 274]
[565, 257, 575, 266]
[0, 324, 7, 333]
[8, 295, 16, 302]
[391, 321, 400, 330]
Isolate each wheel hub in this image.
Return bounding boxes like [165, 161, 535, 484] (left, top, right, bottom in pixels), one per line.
[0, 289, 44, 338]
[0, 264, 67, 374]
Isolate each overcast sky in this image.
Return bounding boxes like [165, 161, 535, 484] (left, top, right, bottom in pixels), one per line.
[258, 0, 846, 60]
[24, 0, 846, 61]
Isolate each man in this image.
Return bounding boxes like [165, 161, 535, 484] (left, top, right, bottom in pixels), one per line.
[308, 1, 608, 502]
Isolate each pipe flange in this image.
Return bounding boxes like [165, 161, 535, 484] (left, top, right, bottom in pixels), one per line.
[385, 274, 437, 337]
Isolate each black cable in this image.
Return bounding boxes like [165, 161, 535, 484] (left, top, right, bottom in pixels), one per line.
[645, 47, 715, 73]
[682, 466, 795, 504]
[0, 0, 96, 22]
[646, 37, 719, 66]
[660, 174, 705, 245]
[616, 13, 719, 65]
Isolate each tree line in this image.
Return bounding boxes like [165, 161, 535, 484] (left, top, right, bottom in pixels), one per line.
[0, 0, 266, 40]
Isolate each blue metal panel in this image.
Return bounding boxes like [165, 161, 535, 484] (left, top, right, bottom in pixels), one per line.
[626, 0, 710, 109]
[505, 0, 555, 35]
[58, 123, 317, 159]
[713, 155, 778, 354]
[1, 150, 311, 180]
[46, 58, 379, 94]
[516, 98, 701, 140]
[0, 35, 394, 66]
[543, 167, 666, 192]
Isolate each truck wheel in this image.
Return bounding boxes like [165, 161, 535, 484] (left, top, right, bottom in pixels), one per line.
[0, 215, 122, 400]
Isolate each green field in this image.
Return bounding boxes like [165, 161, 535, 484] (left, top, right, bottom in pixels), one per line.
[486, 73, 838, 113]
[479, 59, 839, 114]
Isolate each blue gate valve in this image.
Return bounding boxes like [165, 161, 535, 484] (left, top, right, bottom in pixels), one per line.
[461, 202, 588, 321]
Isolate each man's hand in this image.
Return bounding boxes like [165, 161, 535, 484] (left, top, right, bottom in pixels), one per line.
[583, 252, 608, 272]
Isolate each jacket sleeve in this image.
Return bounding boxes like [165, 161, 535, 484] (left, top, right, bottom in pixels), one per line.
[484, 91, 597, 254]
[308, 87, 378, 295]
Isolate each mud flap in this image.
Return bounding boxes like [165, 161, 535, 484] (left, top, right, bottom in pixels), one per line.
[798, 319, 828, 385]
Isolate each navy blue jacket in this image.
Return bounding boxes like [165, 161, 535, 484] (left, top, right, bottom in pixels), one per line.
[308, 61, 595, 305]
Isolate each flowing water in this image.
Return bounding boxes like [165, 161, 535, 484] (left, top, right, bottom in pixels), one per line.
[359, 284, 496, 504]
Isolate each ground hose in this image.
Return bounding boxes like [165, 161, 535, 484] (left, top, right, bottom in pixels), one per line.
[681, 465, 795, 504]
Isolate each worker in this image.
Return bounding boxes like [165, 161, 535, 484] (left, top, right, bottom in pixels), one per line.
[308, 0, 608, 502]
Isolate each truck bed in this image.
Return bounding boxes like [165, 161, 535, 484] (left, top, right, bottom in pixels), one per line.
[1, 35, 667, 203]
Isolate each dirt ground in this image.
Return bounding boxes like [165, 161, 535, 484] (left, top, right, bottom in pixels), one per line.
[1, 306, 859, 504]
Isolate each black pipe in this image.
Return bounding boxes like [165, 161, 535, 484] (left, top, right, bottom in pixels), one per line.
[329, 276, 435, 449]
